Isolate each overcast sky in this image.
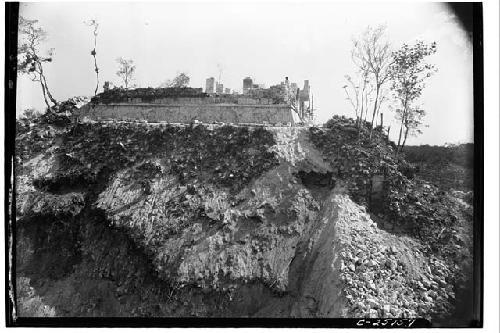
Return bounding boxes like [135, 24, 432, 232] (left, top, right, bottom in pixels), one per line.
[17, 1, 473, 145]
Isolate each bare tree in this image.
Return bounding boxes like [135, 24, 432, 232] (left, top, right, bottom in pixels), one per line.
[116, 57, 136, 89]
[85, 19, 99, 96]
[342, 75, 360, 122]
[353, 71, 373, 125]
[389, 41, 437, 153]
[352, 25, 392, 136]
[359, 71, 370, 124]
[343, 72, 372, 128]
[17, 16, 57, 109]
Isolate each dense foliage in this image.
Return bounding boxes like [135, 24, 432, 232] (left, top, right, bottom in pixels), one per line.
[310, 116, 472, 296]
[403, 144, 473, 191]
[404, 144, 473, 168]
[90, 87, 208, 104]
[28, 122, 278, 197]
[310, 116, 408, 206]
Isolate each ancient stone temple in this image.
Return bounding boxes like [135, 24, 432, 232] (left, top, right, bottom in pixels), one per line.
[77, 77, 315, 126]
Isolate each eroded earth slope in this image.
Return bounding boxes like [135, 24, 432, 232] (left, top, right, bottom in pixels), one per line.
[14, 114, 473, 323]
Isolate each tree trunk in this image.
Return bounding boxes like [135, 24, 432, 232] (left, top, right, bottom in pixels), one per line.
[93, 34, 99, 96]
[371, 94, 378, 128]
[365, 90, 368, 122]
[396, 100, 409, 153]
[39, 79, 51, 109]
[401, 125, 410, 152]
[38, 63, 57, 107]
[41, 75, 56, 106]
[369, 84, 380, 139]
[396, 121, 404, 150]
[359, 96, 364, 128]
[94, 54, 99, 96]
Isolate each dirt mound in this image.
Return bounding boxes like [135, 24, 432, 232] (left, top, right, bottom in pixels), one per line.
[14, 116, 473, 322]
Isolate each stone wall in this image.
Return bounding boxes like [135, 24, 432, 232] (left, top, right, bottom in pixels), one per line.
[123, 96, 277, 105]
[77, 102, 298, 125]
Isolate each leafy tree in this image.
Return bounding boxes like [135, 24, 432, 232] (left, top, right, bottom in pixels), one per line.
[21, 108, 41, 121]
[159, 72, 190, 88]
[115, 57, 136, 89]
[103, 81, 114, 91]
[17, 16, 57, 109]
[389, 41, 437, 152]
[84, 19, 100, 96]
[351, 25, 392, 135]
[395, 106, 427, 150]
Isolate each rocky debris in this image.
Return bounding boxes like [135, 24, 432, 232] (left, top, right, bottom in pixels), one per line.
[97, 163, 320, 292]
[19, 191, 85, 218]
[267, 127, 332, 174]
[450, 190, 473, 205]
[333, 194, 456, 320]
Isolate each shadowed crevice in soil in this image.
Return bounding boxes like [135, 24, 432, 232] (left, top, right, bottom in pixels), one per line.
[16, 209, 177, 317]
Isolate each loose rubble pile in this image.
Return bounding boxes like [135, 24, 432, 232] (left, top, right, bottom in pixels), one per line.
[334, 195, 455, 320]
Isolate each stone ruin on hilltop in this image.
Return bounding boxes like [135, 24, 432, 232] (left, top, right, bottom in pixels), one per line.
[76, 77, 315, 126]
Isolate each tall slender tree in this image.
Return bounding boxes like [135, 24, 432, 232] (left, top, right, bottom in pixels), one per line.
[85, 19, 100, 96]
[389, 41, 437, 153]
[17, 16, 57, 109]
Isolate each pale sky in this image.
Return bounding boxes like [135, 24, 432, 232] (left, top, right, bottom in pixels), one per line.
[16, 1, 474, 145]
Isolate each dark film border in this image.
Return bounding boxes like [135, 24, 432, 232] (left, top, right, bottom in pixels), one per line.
[4, 1, 484, 328]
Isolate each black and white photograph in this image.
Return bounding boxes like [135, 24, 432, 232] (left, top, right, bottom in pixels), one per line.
[4, 0, 494, 329]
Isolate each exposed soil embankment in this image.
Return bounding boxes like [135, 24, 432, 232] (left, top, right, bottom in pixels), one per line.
[14, 116, 473, 322]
